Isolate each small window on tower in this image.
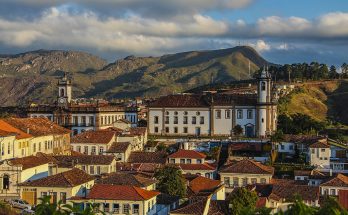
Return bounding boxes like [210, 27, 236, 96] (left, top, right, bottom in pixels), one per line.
[261, 82, 266, 91]
[60, 88, 65, 97]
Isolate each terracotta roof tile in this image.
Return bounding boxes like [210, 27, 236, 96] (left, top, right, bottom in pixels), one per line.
[3, 118, 70, 136]
[189, 176, 222, 194]
[179, 163, 215, 171]
[339, 190, 348, 209]
[128, 151, 167, 164]
[0, 129, 16, 137]
[9, 155, 50, 170]
[71, 130, 115, 144]
[106, 142, 131, 153]
[320, 174, 348, 187]
[51, 155, 115, 168]
[116, 162, 163, 173]
[220, 159, 274, 175]
[171, 197, 208, 215]
[86, 184, 160, 201]
[0, 120, 33, 139]
[309, 141, 330, 148]
[97, 172, 157, 187]
[168, 150, 206, 159]
[208, 200, 228, 215]
[19, 168, 94, 187]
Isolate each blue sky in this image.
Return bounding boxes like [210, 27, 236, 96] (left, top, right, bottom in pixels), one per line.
[0, 0, 347, 65]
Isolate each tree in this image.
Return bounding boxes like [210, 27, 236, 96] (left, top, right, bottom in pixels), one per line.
[229, 187, 258, 215]
[270, 130, 285, 143]
[156, 142, 167, 151]
[317, 196, 348, 215]
[329, 65, 338, 79]
[284, 196, 317, 215]
[233, 125, 244, 136]
[155, 165, 186, 198]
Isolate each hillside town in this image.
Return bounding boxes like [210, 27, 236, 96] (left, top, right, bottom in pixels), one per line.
[0, 68, 347, 215]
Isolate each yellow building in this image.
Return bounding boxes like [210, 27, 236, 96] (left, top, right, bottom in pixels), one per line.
[19, 168, 94, 205]
[69, 184, 160, 215]
[1, 117, 71, 158]
[219, 159, 274, 192]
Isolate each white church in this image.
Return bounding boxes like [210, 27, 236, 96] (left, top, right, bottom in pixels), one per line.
[147, 69, 277, 138]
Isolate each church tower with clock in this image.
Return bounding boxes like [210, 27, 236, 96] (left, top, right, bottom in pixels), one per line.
[57, 72, 72, 106]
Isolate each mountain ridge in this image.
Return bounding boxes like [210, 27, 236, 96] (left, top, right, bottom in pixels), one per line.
[0, 46, 269, 106]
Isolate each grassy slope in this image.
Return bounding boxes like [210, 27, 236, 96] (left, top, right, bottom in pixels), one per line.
[278, 80, 348, 125]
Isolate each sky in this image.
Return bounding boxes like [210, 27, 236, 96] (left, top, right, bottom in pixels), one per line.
[0, 0, 348, 65]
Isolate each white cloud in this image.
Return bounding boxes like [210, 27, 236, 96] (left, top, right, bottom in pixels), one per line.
[250, 40, 271, 52]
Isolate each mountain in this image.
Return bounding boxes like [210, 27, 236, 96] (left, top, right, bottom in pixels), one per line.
[0, 46, 269, 106]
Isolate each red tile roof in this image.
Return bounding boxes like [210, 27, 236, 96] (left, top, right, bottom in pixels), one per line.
[309, 141, 330, 148]
[189, 176, 222, 194]
[19, 168, 94, 187]
[71, 130, 115, 144]
[106, 142, 131, 153]
[179, 163, 215, 171]
[320, 174, 348, 187]
[3, 118, 70, 136]
[0, 129, 16, 137]
[220, 159, 274, 175]
[50, 155, 115, 167]
[0, 119, 32, 139]
[97, 172, 157, 187]
[168, 150, 206, 159]
[9, 155, 50, 170]
[86, 184, 160, 201]
[128, 151, 167, 164]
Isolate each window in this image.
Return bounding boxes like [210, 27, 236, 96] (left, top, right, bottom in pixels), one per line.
[237, 110, 243, 119]
[38, 142, 41, 151]
[99, 147, 104, 155]
[184, 111, 188, 115]
[280, 145, 285, 150]
[165, 127, 169, 133]
[192, 116, 196, 124]
[251, 178, 257, 184]
[261, 82, 266, 91]
[174, 127, 178, 133]
[154, 127, 159, 133]
[247, 110, 253, 119]
[33, 143, 36, 153]
[197, 159, 202, 164]
[60, 192, 67, 204]
[262, 118, 264, 123]
[289, 145, 294, 150]
[50, 192, 57, 204]
[260, 178, 266, 184]
[90, 166, 95, 175]
[180, 159, 185, 164]
[82, 165, 86, 171]
[123, 204, 130, 214]
[187, 159, 192, 164]
[233, 177, 239, 187]
[113, 204, 119, 213]
[174, 111, 178, 115]
[216, 110, 221, 119]
[330, 189, 336, 196]
[225, 110, 231, 119]
[41, 192, 47, 197]
[321, 149, 325, 152]
[224, 177, 230, 187]
[45, 141, 48, 150]
[165, 116, 169, 124]
[170, 159, 175, 164]
[91, 146, 96, 155]
[133, 204, 139, 214]
[101, 117, 104, 125]
[174, 116, 178, 124]
[196, 111, 200, 116]
[183, 116, 188, 124]
[242, 178, 247, 186]
[200, 116, 204, 124]
[2, 175, 9, 189]
[81, 116, 86, 126]
[89, 116, 94, 126]
[73, 116, 78, 126]
[103, 203, 110, 212]
[76, 146, 81, 153]
[183, 127, 188, 133]
[154, 116, 159, 124]
[84, 146, 88, 154]
[311, 149, 315, 154]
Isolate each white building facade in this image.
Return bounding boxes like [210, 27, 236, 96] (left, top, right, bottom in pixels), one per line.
[147, 70, 277, 138]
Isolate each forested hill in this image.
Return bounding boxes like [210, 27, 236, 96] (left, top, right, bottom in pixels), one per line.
[0, 46, 269, 106]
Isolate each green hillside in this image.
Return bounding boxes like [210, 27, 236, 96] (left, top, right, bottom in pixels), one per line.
[0, 46, 268, 106]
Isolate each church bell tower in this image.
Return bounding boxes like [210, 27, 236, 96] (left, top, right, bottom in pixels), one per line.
[57, 72, 72, 106]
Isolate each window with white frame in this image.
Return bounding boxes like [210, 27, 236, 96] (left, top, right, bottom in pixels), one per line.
[237, 110, 243, 119]
[216, 110, 221, 119]
[247, 110, 253, 119]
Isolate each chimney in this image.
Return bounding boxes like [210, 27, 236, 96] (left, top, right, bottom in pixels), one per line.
[330, 169, 332, 177]
[26, 128, 30, 134]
